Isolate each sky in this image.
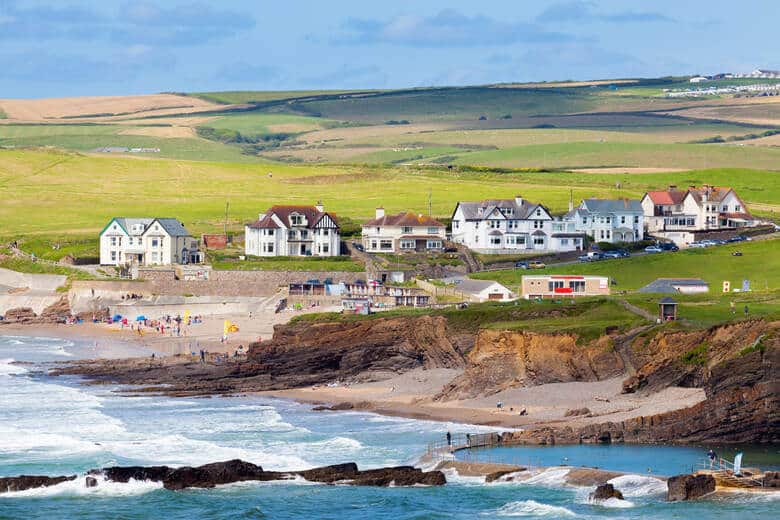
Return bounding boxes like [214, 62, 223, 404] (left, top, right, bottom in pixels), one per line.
[0, 0, 777, 98]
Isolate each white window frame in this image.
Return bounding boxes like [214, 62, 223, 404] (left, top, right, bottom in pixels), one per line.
[400, 239, 416, 250]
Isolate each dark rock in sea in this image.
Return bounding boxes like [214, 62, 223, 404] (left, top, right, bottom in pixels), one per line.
[163, 459, 272, 490]
[763, 471, 780, 488]
[98, 465, 175, 483]
[667, 474, 715, 501]
[590, 483, 624, 501]
[485, 469, 526, 483]
[296, 463, 358, 483]
[85, 476, 98, 488]
[0, 475, 76, 493]
[312, 402, 355, 412]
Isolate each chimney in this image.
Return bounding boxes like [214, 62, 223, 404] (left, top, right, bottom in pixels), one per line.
[568, 189, 573, 212]
[668, 185, 677, 191]
[515, 194, 524, 206]
[375, 207, 385, 219]
[315, 201, 324, 213]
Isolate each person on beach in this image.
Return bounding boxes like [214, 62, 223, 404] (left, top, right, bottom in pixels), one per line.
[446, 431, 452, 447]
[708, 449, 717, 468]
[200, 350, 205, 363]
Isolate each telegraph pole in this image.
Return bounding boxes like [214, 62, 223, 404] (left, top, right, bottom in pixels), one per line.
[224, 201, 229, 237]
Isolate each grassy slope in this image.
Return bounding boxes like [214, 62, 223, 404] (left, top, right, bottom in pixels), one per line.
[188, 90, 371, 105]
[0, 124, 265, 163]
[202, 113, 340, 135]
[471, 238, 780, 292]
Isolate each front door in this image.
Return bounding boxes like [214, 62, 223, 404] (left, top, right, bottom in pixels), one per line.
[300, 244, 307, 256]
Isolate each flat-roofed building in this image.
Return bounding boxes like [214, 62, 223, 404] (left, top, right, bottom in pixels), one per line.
[521, 275, 610, 299]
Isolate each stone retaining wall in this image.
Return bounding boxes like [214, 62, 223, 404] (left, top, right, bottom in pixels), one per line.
[138, 269, 364, 297]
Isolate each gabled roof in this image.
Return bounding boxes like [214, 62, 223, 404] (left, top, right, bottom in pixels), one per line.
[151, 218, 191, 237]
[644, 190, 687, 206]
[247, 218, 280, 230]
[363, 211, 444, 228]
[454, 278, 510, 294]
[101, 217, 154, 236]
[454, 198, 548, 221]
[685, 186, 733, 204]
[250, 205, 339, 230]
[581, 198, 643, 213]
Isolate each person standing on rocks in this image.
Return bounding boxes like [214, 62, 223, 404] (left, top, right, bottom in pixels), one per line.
[708, 449, 717, 469]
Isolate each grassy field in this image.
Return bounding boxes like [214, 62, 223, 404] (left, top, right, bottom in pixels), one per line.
[3, 149, 780, 239]
[187, 90, 371, 105]
[471, 238, 780, 292]
[201, 113, 341, 136]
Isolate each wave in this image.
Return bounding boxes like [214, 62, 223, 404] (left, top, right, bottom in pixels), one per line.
[607, 474, 667, 497]
[519, 467, 571, 487]
[490, 500, 577, 517]
[586, 496, 635, 508]
[0, 475, 162, 498]
[0, 358, 26, 375]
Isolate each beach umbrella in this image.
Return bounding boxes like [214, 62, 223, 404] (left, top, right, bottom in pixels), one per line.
[112, 314, 122, 321]
[135, 315, 147, 321]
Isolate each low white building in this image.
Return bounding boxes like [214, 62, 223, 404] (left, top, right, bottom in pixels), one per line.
[99, 218, 199, 266]
[565, 198, 644, 243]
[245, 202, 341, 257]
[361, 208, 446, 253]
[450, 196, 584, 253]
[452, 279, 515, 302]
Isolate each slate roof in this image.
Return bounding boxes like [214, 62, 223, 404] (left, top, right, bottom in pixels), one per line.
[638, 278, 709, 294]
[250, 205, 339, 230]
[581, 198, 643, 213]
[153, 218, 191, 237]
[686, 186, 733, 204]
[110, 218, 154, 236]
[363, 211, 444, 227]
[455, 198, 545, 221]
[454, 278, 510, 294]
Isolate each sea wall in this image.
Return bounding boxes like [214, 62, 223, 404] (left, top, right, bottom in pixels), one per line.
[138, 269, 362, 297]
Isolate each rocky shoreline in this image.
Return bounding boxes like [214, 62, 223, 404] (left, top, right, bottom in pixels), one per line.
[45, 315, 779, 445]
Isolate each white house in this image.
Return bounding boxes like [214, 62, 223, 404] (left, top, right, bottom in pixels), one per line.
[245, 202, 340, 257]
[361, 209, 446, 253]
[565, 198, 644, 243]
[450, 196, 584, 253]
[100, 218, 199, 266]
[453, 279, 515, 302]
[641, 185, 756, 245]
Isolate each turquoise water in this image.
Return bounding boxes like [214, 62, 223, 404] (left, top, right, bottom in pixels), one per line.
[1, 334, 777, 519]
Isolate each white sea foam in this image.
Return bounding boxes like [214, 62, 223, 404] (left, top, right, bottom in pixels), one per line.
[0, 358, 26, 375]
[490, 500, 578, 517]
[607, 474, 667, 497]
[519, 467, 571, 487]
[0, 475, 163, 498]
[439, 468, 486, 485]
[593, 497, 634, 508]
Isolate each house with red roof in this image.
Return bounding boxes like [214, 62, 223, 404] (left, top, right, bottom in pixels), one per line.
[361, 208, 446, 253]
[244, 202, 341, 257]
[641, 185, 757, 244]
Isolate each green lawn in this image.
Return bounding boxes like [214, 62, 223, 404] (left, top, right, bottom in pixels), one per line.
[0, 255, 94, 281]
[209, 253, 364, 272]
[471, 238, 780, 292]
[453, 141, 780, 171]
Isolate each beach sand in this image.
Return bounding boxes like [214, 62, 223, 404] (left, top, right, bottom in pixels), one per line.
[263, 368, 706, 429]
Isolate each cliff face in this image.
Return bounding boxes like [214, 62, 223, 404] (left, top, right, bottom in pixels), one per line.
[247, 315, 466, 389]
[436, 329, 624, 400]
[503, 320, 779, 445]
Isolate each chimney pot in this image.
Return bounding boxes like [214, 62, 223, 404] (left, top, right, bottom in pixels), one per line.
[315, 201, 324, 212]
[375, 207, 385, 219]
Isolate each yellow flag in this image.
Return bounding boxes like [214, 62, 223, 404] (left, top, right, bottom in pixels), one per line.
[223, 320, 231, 335]
[184, 311, 190, 322]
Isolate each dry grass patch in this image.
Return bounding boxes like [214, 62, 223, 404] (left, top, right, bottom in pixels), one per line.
[0, 94, 223, 122]
[299, 122, 457, 144]
[117, 125, 197, 139]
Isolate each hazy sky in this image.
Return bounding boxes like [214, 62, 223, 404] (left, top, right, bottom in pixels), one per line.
[1, 0, 777, 98]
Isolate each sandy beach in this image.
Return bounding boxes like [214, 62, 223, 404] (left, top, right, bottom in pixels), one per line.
[262, 367, 706, 430]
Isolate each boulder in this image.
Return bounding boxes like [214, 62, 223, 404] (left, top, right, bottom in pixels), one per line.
[564, 407, 591, 417]
[590, 483, 624, 501]
[162, 459, 269, 490]
[667, 474, 715, 501]
[485, 469, 525, 483]
[0, 475, 76, 493]
[763, 471, 780, 488]
[98, 465, 175, 483]
[348, 466, 445, 487]
[2, 307, 36, 323]
[297, 463, 358, 483]
[85, 476, 98, 488]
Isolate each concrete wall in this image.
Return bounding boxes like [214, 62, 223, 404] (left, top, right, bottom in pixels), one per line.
[138, 269, 363, 297]
[109, 296, 273, 319]
[0, 268, 67, 292]
[0, 293, 62, 315]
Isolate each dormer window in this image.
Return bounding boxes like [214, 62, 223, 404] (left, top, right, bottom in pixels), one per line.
[290, 213, 303, 226]
[402, 226, 413, 234]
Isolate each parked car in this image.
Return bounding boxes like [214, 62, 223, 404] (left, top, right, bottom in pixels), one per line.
[644, 245, 663, 253]
[578, 252, 604, 262]
[515, 261, 530, 269]
[658, 243, 679, 252]
[528, 260, 546, 269]
[726, 235, 746, 243]
[689, 242, 707, 248]
[444, 247, 459, 253]
[601, 251, 623, 259]
[352, 242, 365, 252]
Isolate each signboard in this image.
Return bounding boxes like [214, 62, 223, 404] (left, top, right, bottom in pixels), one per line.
[722, 280, 731, 293]
[554, 287, 573, 294]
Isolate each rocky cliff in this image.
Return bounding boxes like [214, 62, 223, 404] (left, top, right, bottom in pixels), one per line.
[501, 320, 779, 444]
[436, 329, 624, 400]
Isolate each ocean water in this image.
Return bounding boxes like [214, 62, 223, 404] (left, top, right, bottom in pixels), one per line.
[0, 334, 777, 519]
